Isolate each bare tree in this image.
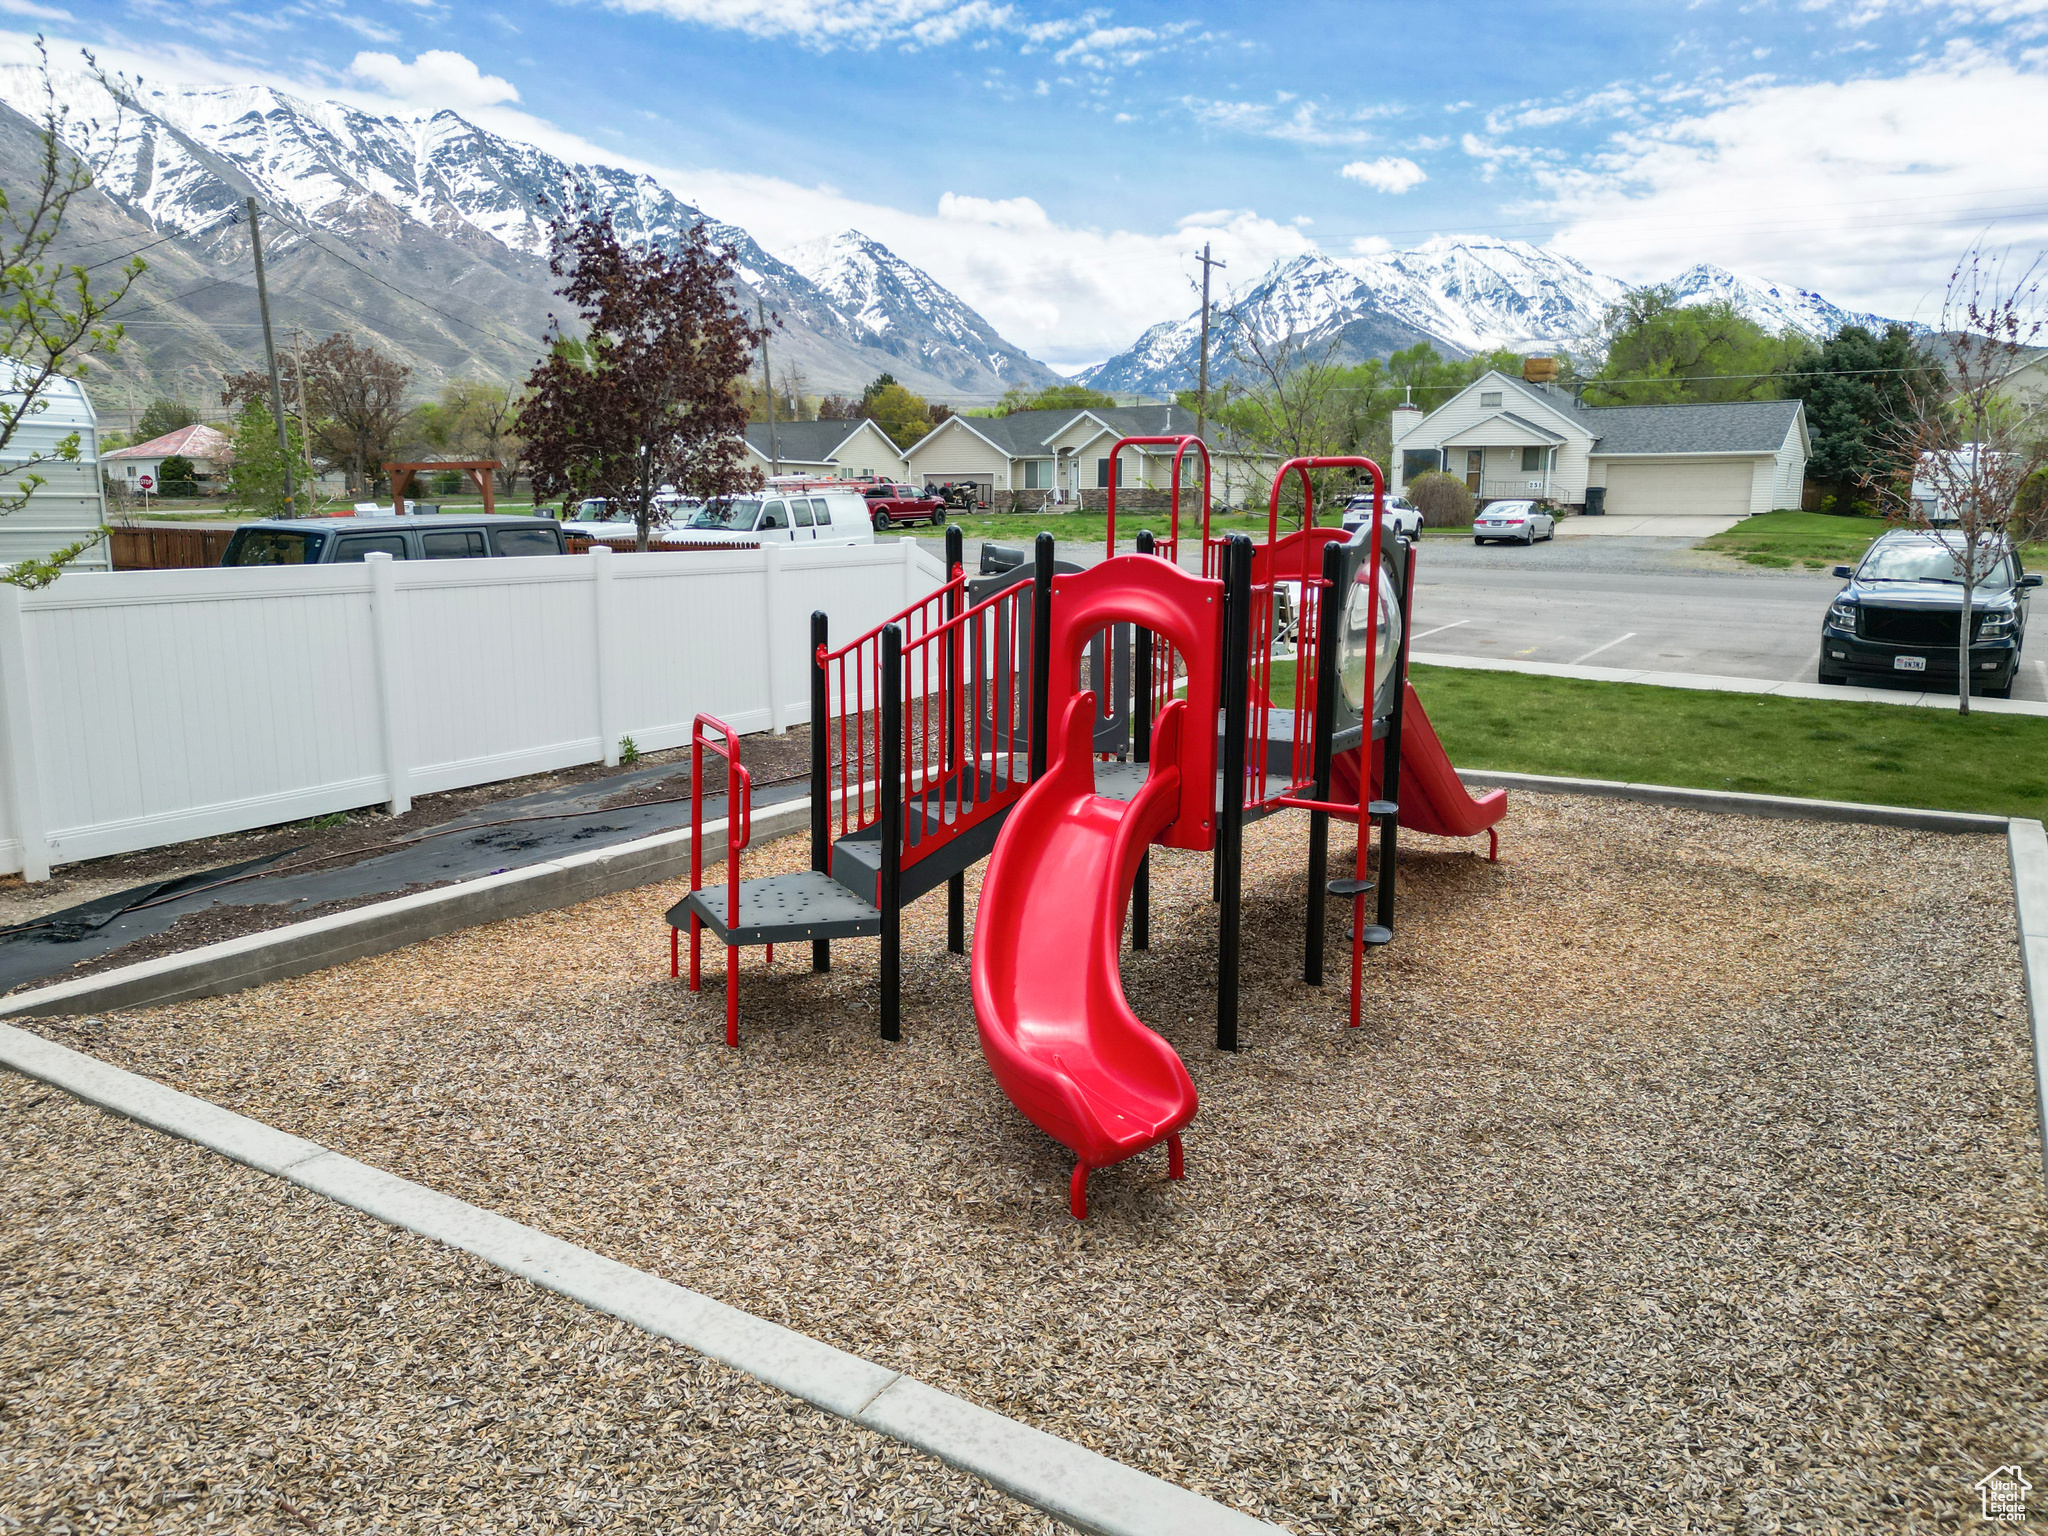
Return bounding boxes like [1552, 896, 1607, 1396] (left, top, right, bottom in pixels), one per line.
[1875, 247, 2047, 715]
[1227, 298, 1350, 527]
[0, 41, 146, 587]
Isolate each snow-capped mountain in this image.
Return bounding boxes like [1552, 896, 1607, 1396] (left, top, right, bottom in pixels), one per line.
[1661, 263, 1902, 343]
[0, 68, 1058, 400]
[1082, 236, 1909, 394]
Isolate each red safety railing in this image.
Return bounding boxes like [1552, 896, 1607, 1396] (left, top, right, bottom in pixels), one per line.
[896, 576, 1037, 871]
[1104, 434, 1209, 567]
[1229, 457, 1387, 814]
[817, 567, 967, 844]
[687, 712, 753, 1049]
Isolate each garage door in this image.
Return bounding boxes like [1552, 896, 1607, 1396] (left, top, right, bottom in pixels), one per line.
[1600, 459, 1753, 518]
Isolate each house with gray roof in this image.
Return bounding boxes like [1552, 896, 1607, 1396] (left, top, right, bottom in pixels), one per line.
[742, 417, 909, 480]
[1391, 366, 1809, 520]
[903, 402, 1280, 509]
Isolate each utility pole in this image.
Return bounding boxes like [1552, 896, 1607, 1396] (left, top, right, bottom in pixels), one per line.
[1195, 243, 1226, 514]
[757, 297, 780, 478]
[244, 196, 295, 516]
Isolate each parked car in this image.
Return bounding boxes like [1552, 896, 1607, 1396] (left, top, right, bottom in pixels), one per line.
[560, 493, 705, 541]
[863, 482, 946, 530]
[1819, 529, 2039, 696]
[662, 492, 875, 546]
[219, 515, 566, 565]
[1472, 500, 1555, 545]
[1342, 494, 1422, 540]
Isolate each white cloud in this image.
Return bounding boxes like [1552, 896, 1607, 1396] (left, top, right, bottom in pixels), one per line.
[0, 0, 73, 20]
[1180, 95, 1378, 146]
[1532, 59, 2048, 321]
[349, 49, 519, 108]
[937, 191, 1050, 229]
[594, 0, 1193, 58]
[1339, 156, 1425, 194]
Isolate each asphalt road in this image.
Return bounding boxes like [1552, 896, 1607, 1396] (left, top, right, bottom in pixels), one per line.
[920, 531, 2048, 704]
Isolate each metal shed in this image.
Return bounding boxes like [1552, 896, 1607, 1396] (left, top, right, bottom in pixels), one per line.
[0, 360, 111, 576]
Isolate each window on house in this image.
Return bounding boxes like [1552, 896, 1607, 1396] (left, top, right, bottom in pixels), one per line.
[1095, 457, 1124, 488]
[1024, 459, 1051, 489]
[1521, 446, 1547, 472]
[1480, 391, 1503, 408]
[1402, 450, 1442, 483]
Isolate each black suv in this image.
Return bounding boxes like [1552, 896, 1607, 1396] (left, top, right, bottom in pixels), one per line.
[1819, 529, 2040, 697]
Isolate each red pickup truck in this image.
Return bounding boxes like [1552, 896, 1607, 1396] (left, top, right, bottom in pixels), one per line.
[863, 482, 946, 530]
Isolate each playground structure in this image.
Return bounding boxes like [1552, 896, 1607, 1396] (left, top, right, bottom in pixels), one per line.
[668, 440, 1508, 1216]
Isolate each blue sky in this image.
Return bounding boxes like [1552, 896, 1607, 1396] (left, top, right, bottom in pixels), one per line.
[8, 0, 2047, 367]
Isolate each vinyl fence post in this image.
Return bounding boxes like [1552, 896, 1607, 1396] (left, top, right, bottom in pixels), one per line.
[591, 544, 621, 766]
[0, 584, 51, 881]
[366, 552, 411, 816]
[902, 532, 919, 606]
[763, 540, 786, 735]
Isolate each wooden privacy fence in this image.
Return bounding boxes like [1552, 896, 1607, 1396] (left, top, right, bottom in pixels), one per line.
[109, 524, 237, 569]
[0, 539, 944, 881]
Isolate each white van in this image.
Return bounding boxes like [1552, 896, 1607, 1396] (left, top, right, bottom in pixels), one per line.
[664, 491, 874, 546]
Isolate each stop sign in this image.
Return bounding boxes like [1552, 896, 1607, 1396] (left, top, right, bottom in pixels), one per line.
[138, 473, 154, 491]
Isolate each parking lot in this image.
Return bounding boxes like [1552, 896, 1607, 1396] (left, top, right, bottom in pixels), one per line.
[923, 531, 2048, 704]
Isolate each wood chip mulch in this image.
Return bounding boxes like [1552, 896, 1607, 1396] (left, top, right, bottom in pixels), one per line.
[0, 1073, 1050, 1533]
[8, 793, 2045, 1532]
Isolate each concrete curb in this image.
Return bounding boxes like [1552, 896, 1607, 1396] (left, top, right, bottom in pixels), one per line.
[1456, 768, 2012, 835]
[1411, 650, 2048, 717]
[2009, 818, 2048, 1191]
[0, 797, 812, 1021]
[0, 1020, 1285, 1536]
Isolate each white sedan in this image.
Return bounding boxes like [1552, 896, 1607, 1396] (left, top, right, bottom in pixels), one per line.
[1473, 500, 1556, 545]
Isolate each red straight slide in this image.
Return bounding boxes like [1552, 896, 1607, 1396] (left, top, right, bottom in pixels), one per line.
[1331, 681, 1507, 857]
[972, 692, 1198, 1220]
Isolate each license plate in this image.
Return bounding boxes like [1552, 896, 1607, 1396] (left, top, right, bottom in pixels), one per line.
[1894, 655, 1926, 672]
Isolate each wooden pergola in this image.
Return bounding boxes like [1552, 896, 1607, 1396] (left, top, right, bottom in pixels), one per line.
[382, 460, 502, 517]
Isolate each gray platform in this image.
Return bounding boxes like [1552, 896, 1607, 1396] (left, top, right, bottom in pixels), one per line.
[671, 871, 882, 946]
[1092, 759, 1300, 817]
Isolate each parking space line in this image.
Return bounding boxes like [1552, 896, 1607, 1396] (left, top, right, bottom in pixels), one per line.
[1410, 619, 1471, 642]
[1569, 632, 1636, 665]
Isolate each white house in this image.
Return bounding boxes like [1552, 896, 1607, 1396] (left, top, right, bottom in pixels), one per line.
[1391, 368, 1809, 519]
[103, 422, 233, 490]
[904, 403, 1279, 507]
[744, 418, 909, 480]
[0, 362, 111, 575]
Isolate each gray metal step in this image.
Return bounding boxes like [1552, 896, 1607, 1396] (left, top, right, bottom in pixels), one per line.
[670, 870, 881, 946]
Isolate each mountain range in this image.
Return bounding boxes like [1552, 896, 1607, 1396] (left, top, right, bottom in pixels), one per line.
[0, 68, 1913, 417]
[0, 67, 1061, 412]
[1080, 235, 1912, 395]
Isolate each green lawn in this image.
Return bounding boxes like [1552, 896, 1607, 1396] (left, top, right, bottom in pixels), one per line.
[1699, 510, 2048, 570]
[1411, 662, 2048, 820]
[1697, 510, 1892, 569]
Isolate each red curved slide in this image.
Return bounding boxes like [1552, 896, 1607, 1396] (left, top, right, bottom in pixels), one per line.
[972, 692, 1198, 1220]
[1331, 681, 1506, 856]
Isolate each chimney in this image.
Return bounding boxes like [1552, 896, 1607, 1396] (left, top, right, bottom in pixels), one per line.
[1523, 355, 1559, 384]
[1391, 384, 1422, 444]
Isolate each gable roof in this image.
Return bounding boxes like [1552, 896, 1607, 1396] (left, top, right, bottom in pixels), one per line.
[1440, 411, 1566, 448]
[1419, 371, 1805, 457]
[106, 423, 233, 461]
[906, 401, 1268, 460]
[743, 418, 884, 464]
[1585, 399, 1804, 455]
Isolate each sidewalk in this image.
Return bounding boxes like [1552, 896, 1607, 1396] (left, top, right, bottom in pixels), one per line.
[1410, 649, 2048, 717]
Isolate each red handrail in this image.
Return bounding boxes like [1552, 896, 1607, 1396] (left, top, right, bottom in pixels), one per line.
[819, 569, 966, 664]
[689, 713, 753, 1049]
[1104, 434, 1209, 565]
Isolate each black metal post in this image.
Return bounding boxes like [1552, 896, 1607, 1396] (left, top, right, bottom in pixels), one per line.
[879, 623, 903, 1041]
[943, 524, 966, 957]
[1375, 535, 1416, 937]
[1132, 530, 1155, 951]
[810, 610, 831, 974]
[1304, 538, 1343, 985]
[1029, 531, 1054, 782]
[1216, 535, 1252, 1052]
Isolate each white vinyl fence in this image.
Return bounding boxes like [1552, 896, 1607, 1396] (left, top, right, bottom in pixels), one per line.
[0, 540, 946, 881]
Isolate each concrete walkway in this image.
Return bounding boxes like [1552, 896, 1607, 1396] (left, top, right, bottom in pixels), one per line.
[1556, 515, 1742, 538]
[1411, 649, 2048, 716]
